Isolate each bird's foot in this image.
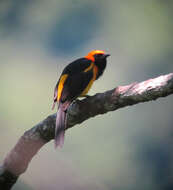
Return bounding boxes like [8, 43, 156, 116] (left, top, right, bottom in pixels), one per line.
[80, 95, 91, 98]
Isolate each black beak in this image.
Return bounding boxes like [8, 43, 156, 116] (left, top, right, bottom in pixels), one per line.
[104, 54, 110, 58]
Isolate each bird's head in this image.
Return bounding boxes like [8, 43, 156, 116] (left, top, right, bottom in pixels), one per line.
[85, 50, 110, 64]
[85, 50, 110, 79]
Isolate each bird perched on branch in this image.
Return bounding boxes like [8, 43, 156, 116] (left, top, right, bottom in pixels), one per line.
[52, 50, 110, 148]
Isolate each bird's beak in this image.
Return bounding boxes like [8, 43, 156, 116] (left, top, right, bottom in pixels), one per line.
[104, 54, 110, 58]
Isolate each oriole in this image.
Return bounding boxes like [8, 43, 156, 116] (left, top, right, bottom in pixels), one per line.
[52, 50, 110, 147]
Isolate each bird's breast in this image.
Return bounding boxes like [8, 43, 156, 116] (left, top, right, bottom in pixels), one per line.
[81, 65, 98, 96]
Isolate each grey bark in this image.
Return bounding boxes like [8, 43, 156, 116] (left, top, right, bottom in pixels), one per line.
[0, 73, 173, 189]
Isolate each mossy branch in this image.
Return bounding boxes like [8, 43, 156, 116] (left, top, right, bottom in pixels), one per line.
[0, 73, 173, 189]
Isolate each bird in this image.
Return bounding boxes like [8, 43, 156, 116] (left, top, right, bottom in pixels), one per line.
[52, 50, 110, 148]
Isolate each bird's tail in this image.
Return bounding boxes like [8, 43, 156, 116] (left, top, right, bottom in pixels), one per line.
[54, 102, 70, 148]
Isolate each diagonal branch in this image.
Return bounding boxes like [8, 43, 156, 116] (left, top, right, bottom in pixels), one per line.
[0, 73, 173, 189]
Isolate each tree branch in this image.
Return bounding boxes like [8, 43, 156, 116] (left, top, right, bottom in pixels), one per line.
[0, 73, 173, 189]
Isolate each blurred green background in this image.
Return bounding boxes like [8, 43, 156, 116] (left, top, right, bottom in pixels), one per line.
[1, 0, 173, 189]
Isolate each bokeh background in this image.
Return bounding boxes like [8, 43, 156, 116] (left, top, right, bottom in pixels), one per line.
[1, 0, 173, 189]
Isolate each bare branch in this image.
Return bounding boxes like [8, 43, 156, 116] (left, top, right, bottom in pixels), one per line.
[0, 73, 173, 189]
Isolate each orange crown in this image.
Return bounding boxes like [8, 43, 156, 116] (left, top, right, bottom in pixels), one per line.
[85, 50, 105, 62]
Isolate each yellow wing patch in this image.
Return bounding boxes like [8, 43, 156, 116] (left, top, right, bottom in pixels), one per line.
[57, 74, 68, 101]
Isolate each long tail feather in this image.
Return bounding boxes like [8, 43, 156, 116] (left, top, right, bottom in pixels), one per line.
[55, 106, 66, 148]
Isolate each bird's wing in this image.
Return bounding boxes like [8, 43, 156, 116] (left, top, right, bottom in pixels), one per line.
[62, 58, 92, 75]
[53, 58, 93, 107]
[60, 70, 93, 102]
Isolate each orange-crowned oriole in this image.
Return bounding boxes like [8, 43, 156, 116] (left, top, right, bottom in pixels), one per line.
[52, 50, 110, 147]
